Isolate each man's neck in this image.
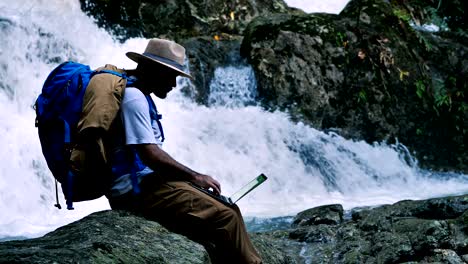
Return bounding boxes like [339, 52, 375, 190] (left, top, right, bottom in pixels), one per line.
[124, 69, 138, 77]
[123, 69, 153, 95]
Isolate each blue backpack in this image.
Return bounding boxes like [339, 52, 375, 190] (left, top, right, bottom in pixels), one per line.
[35, 61, 129, 210]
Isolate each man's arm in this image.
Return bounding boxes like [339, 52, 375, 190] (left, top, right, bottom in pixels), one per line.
[136, 144, 221, 195]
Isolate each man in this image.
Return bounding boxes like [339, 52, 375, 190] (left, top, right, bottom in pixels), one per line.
[79, 38, 262, 264]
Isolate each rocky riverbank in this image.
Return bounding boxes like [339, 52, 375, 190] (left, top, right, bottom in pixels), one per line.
[1, 194, 467, 263]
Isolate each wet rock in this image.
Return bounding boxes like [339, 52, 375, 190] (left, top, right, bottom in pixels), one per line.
[370, 231, 414, 264]
[0, 210, 291, 264]
[79, 0, 296, 41]
[0, 210, 210, 263]
[181, 37, 244, 104]
[241, 0, 468, 172]
[79, 0, 299, 107]
[250, 233, 302, 264]
[241, 13, 344, 129]
[292, 204, 343, 227]
[2, 194, 468, 263]
[393, 218, 451, 253]
[285, 194, 468, 263]
[79, 0, 467, 172]
[422, 249, 465, 264]
[353, 195, 468, 232]
[289, 225, 337, 243]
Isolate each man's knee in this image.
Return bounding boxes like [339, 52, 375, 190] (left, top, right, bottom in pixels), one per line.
[217, 205, 242, 223]
[213, 205, 246, 239]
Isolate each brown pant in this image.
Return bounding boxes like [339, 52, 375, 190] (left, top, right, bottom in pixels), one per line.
[109, 177, 262, 264]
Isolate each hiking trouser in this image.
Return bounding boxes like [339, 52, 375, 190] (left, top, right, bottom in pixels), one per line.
[109, 178, 262, 264]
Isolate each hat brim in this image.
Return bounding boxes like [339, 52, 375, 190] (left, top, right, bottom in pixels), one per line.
[126, 52, 193, 79]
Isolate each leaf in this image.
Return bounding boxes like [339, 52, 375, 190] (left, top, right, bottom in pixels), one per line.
[398, 68, 410, 81]
[415, 80, 425, 98]
[416, 88, 424, 98]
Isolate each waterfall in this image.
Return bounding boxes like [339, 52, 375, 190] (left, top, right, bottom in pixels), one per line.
[1, 0, 467, 240]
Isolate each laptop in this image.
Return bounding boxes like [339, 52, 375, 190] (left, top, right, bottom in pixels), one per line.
[190, 173, 268, 206]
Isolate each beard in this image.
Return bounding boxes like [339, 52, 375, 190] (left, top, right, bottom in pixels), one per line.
[154, 93, 167, 99]
[153, 88, 169, 99]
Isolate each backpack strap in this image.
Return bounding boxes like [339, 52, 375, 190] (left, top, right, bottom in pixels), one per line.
[92, 69, 126, 79]
[66, 171, 75, 210]
[145, 95, 165, 142]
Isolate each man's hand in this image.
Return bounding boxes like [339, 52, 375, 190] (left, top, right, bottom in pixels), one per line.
[192, 174, 221, 195]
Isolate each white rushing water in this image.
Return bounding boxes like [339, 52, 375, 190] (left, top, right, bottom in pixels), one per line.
[1, 0, 467, 240]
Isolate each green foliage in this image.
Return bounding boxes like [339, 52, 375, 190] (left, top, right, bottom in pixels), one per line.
[434, 94, 451, 109]
[415, 80, 426, 98]
[415, 32, 433, 52]
[413, 74, 467, 140]
[448, 76, 457, 87]
[416, 128, 424, 136]
[393, 8, 411, 22]
[427, 7, 449, 31]
[392, 9, 433, 52]
[458, 102, 468, 113]
[433, 78, 451, 110]
[335, 31, 346, 47]
[358, 89, 367, 104]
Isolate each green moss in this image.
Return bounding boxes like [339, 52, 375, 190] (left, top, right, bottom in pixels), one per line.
[393, 8, 411, 22]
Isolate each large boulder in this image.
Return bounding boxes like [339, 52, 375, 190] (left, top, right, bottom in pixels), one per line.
[286, 194, 468, 263]
[79, 0, 295, 41]
[180, 36, 245, 104]
[241, 0, 468, 172]
[79, 0, 299, 105]
[0, 210, 292, 263]
[292, 204, 343, 227]
[0, 210, 209, 263]
[2, 194, 468, 263]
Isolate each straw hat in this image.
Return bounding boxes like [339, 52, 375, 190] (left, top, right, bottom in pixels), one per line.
[126, 38, 192, 79]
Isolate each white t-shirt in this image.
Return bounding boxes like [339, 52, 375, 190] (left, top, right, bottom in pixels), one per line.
[108, 88, 163, 197]
[121, 88, 163, 146]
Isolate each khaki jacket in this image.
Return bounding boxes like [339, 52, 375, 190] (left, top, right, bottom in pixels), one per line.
[70, 64, 127, 174]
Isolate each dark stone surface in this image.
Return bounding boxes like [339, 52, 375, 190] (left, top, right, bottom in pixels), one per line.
[79, 0, 299, 107]
[288, 194, 468, 263]
[79, 0, 296, 41]
[0, 210, 293, 264]
[2, 195, 468, 263]
[292, 204, 343, 227]
[78, 0, 467, 172]
[181, 36, 245, 104]
[0, 210, 209, 263]
[241, 0, 468, 172]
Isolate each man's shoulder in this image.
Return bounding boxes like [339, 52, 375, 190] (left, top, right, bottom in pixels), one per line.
[94, 64, 124, 73]
[87, 64, 127, 91]
[124, 87, 145, 102]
